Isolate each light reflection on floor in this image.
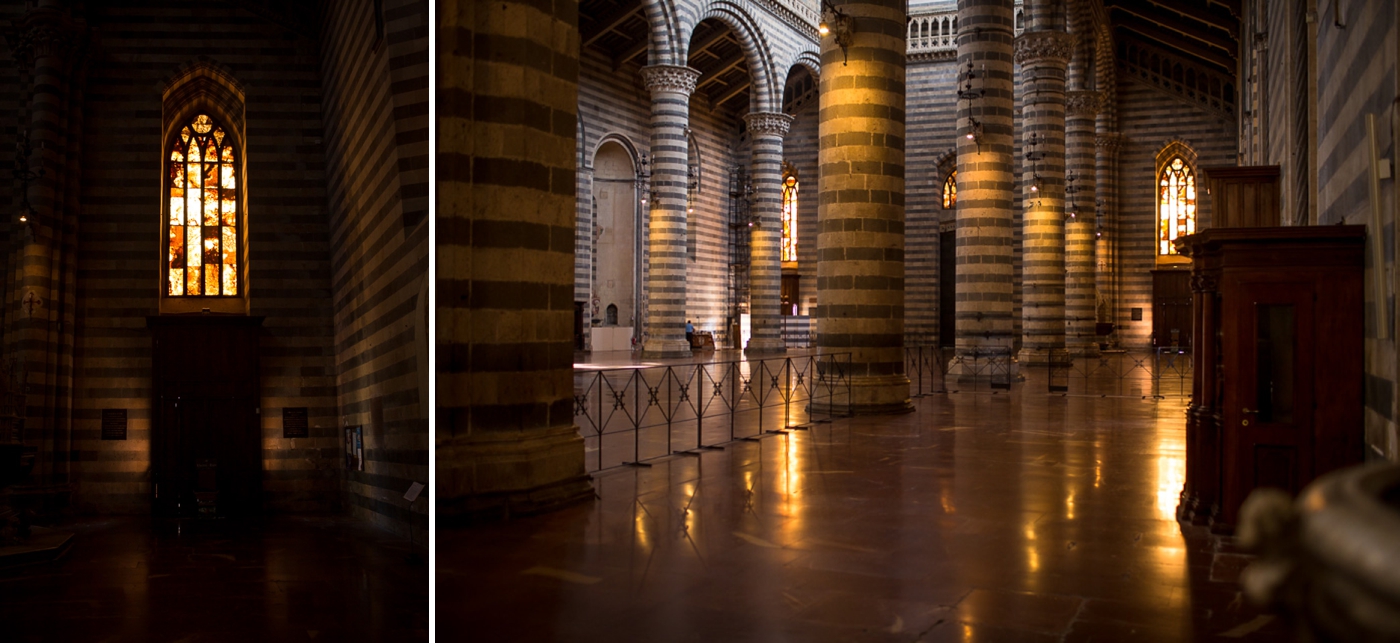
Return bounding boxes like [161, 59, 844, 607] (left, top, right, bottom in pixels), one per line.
[439, 388, 1288, 642]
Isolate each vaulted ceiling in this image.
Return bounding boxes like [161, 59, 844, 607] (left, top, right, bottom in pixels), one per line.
[1103, 0, 1241, 76]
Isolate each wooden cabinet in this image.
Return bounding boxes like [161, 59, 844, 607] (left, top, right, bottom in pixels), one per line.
[1201, 165, 1280, 228]
[148, 316, 263, 517]
[1175, 226, 1363, 530]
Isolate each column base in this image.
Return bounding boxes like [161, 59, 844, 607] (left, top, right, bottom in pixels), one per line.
[950, 348, 1021, 384]
[809, 374, 913, 416]
[744, 338, 786, 356]
[640, 338, 693, 359]
[437, 424, 593, 524]
[1017, 346, 1066, 366]
[1066, 341, 1100, 359]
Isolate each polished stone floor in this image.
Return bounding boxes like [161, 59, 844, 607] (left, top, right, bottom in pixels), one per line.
[438, 388, 1290, 642]
[0, 515, 428, 642]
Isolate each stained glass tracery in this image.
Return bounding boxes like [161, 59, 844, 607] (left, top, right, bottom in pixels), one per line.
[781, 173, 798, 263]
[168, 114, 238, 296]
[1158, 157, 1195, 255]
[942, 170, 957, 209]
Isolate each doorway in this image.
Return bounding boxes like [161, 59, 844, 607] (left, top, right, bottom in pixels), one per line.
[149, 316, 263, 517]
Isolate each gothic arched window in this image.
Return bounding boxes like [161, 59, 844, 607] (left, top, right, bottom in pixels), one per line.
[168, 113, 239, 296]
[942, 170, 957, 209]
[781, 171, 798, 263]
[1158, 157, 1196, 255]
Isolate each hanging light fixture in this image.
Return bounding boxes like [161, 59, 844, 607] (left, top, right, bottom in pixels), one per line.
[819, 1, 855, 65]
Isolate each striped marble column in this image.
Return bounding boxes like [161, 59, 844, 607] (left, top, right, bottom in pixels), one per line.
[815, 0, 912, 415]
[744, 111, 793, 356]
[437, 0, 591, 520]
[639, 64, 701, 359]
[1014, 29, 1072, 366]
[8, 2, 85, 490]
[1095, 131, 1121, 344]
[954, 0, 1017, 367]
[1065, 90, 1100, 356]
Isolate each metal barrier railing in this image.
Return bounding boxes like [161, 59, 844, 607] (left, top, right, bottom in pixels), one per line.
[1048, 348, 1192, 398]
[903, 345, 1193, 399]
[573, 352, 852, 473]
[904, 346, 1015, 395]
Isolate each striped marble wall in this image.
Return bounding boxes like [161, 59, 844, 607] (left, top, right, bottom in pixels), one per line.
[320, 0, 429, 537]
[1313, 0, 1396, 460]
[70, 1, 339, 513]
[1114, 76, 1234, 349]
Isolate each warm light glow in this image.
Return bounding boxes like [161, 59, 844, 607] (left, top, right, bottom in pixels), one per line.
[781, 174, 798, 262]
[942, 170, 957, 209]
[818, 21, 830, 36]
[1158, 156, 1196, 255]
[966, 132, 975, 140]
[169, 115, 237, 296]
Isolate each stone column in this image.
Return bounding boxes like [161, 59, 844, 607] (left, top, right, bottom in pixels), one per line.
[743, 111, 794, 355]
[6, 2, 86, 491]
[954, 0, 1016, 367]
[1065, 90, 1099, 356]
[815, 0, 912, 415]
[639, 64, 701, 359]
[1014, 29, 1072, 366]
[437, 0, 592, 520]
[1095, 131, 1121, 343]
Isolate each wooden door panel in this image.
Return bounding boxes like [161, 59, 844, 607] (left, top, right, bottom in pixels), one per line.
[1222, 281, 1313, 524]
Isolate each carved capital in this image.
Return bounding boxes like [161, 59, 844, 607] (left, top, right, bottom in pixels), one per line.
[1095, 133, 1123, 149]
[744, 112, 793, 138]
[5, 5, 84, 68]
[1066, 91, 1102, 117]
[1013, 31, 1073, 66]
[640, 64, 702, 97]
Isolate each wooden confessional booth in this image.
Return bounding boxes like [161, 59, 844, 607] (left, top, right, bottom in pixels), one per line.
[1175, 165, 1364, 530]
[148, 316, 263, 518]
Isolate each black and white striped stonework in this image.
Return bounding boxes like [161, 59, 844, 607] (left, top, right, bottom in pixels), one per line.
[955, 0, 1017, 362]
[438, 0, 591, 519]
[1065, 90, 1099, 356]
[321, 0, 428, 536]
[816, 0, 911, 414]
[1015, 29, 1071, 366]
[639, 64, 700, 358]
[743, 111, 792, 355]
[9, 2, 84, 494]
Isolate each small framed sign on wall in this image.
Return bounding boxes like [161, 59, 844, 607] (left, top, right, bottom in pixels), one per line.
[345, 426, 363, 472]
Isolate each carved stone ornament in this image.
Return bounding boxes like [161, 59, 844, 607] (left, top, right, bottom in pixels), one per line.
[1066, 91, 1102, 117]
[1013, 31, 1074, 66]
[744, 112, 794, 137]
[1094, 133, 1123, 149]
[5, 5, 84, 68]
[640, 65, 702, 97]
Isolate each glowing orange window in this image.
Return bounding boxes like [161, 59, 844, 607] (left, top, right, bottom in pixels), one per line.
[168, 114, 238, 296]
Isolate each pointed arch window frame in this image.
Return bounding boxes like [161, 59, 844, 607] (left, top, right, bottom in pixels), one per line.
[942, 169, 957, 209]
[1157, 156, 1197, 255]
[781, 162, 798, 265]
[159, 63, 249, 315]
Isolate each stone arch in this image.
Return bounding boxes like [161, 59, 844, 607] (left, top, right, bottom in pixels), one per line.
[641, 0, 684, 66]
[781, 62, 818, 115]
[792, 50, 821, 84]
[688, 1, 778, 114]
[590, 132, 644, 175]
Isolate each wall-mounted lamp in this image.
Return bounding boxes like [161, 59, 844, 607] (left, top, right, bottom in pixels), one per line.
[1024, 133, 1044, 197]
[637, 152, 652, 206]
[820, 1, 855, 66]
[12, 130, 43, 234]
[958, 63, 986, 145]
[1065, 171, 1078, 219]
